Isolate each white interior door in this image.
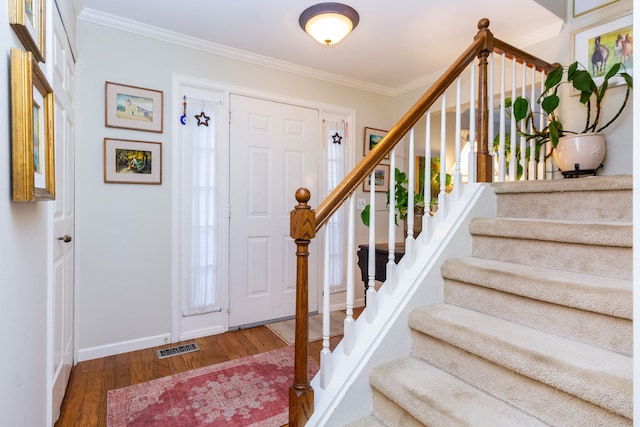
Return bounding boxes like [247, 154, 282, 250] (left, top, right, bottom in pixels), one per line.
[229, 95, 319, 327]
[50, 9, 75, 424]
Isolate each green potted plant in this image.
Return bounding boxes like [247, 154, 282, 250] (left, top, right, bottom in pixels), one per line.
[511, 60, 632, 174]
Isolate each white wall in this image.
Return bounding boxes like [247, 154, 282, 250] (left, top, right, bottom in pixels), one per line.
[0, 3, 51, 427]
[75, 19, 396, 359]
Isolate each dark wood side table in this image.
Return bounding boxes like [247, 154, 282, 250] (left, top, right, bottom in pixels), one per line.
[357, 243, 405, 304]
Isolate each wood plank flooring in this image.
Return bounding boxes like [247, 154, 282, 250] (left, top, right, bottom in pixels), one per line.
[55, 308, 362, 427]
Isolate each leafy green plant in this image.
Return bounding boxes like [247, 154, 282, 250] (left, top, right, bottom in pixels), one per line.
[512, 60, 632, 151]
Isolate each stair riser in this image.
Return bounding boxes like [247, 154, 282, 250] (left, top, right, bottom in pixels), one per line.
[471, 236, 632, 280]
[411, 332, 632, 426]
[444, 279, 632, 356]
[496, 190, 631, 222]
[371, 390, 425, 427]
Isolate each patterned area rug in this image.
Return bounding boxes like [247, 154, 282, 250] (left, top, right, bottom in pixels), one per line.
[107, 346, 319, 426]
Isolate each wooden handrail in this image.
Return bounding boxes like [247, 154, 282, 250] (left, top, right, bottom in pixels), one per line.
[289, 18, 557, 426]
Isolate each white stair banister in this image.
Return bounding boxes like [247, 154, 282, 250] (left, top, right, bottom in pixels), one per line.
[468, 63, 477, 184]
[438, 95, 447, 219]
[366, 169, 377, 323]
[453, 76, 462, 198]
[498, 53, 506, 181]
[343, 194, 356, 355]
[405, 129, 416, 265]
[386, 148, 397, 294]
[320, 229, 332, 389]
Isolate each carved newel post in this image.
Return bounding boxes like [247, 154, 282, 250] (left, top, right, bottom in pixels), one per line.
[289, 188, 316, 426]
[475, 18, 494, 182]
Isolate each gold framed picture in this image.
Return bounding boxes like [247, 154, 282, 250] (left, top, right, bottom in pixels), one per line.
[10, 48, 55, 202]
[105, 82, 164, 133]
[9, 0, 46, 63]
[104, 138, 163, 184]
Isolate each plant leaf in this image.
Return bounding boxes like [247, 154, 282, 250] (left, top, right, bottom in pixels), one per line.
[605, 63, 621, 80]
[513, 97, 529, 121]
[544, 65, 563, 91]
[360, 205, 370, 227]
[541, 95, 559, 114]
[572, 70, 595, 93]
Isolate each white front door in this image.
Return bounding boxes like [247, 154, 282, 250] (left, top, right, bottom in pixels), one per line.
[50, 9, 75, 424]
[229, 95, 319, 327]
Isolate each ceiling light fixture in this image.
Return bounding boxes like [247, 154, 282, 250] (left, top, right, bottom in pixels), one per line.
[299, 2, 359, 46]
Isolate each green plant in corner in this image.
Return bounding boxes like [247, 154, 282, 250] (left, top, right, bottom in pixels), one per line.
[511, 60, 632, 153]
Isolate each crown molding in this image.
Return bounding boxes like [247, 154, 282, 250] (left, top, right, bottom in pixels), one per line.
[78, 8, 396, 96]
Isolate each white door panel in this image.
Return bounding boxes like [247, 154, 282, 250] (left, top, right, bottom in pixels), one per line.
[229, 95, 319, 327]
[50, 9, 75, 424]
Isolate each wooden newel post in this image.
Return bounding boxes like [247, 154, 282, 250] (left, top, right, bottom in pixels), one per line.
[475, 18, 494, 183]
[289, 188, 316, 426]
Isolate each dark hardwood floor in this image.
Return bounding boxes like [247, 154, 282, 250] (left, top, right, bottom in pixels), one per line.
[55, 308, 362, 427]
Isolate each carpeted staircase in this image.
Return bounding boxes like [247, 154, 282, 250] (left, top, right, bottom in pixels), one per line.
[357, 175, 633, 426]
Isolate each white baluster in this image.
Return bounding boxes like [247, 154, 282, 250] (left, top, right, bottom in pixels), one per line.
[468, 63, 477, 183]
[343, 194, 355, 355]
[488, 52, 495, 183]
[366, 170, 377, 323]
[498, 53, 506, 181]
[520, 61, 527, 180]
[405, 129, 416, 265]
[509, 58, 517, 181]
[529, 65, 537, 180]
[386, 148, 397, 294]
[423, 111, 432, 240]
[453, 76, 462, 198]
[438, 95, 447, 219]
[320, 227, 332, 389]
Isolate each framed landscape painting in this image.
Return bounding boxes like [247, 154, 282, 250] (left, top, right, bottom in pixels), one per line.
[364, 127, 389, 159]
[104, 138, 162, 184]
[9, 0, 46, 62]
[105, 82, 164, 133]
[10, 48, 55, 201]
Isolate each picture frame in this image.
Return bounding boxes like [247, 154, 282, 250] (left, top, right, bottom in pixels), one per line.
[572, 0, 619, 18]
[9, 0, 46, 63]
[572, 13, 633, 89]
[105, 82, 164, 133]
[363, 164, 390, 192]
[104, 138, 162, 184]
[364, 127, 389, 159]
[10, 48, 55, 201]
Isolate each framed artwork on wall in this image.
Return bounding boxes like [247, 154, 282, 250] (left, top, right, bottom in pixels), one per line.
[363, 164, 390, 192]
[572, 0, 619, 18]
[363, 127, 389, 159]
[572, 13, 633, 87]
[10, 48, 55, 201]
[9, 0, 46, 62]
[105, 82, 164, 133]
[104, 138, 162, 184]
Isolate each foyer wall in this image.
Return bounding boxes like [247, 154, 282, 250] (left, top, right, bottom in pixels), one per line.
[0, 4, 50, 427]
[76, 19, 395, 359]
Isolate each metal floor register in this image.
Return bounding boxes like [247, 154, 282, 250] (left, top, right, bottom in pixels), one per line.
[157, 342, 200, 359]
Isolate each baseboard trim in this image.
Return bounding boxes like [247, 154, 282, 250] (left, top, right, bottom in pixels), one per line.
[77, 333, 170, 362]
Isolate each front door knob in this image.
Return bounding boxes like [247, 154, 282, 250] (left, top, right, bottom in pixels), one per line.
[58, 235, 72, 243]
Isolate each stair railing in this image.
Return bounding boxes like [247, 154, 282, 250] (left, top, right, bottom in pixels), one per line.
[289, 18, 558, 426]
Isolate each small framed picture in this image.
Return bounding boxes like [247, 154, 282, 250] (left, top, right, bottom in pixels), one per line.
[105, 82, 164, 133]
[10, 48, 55, 201]
[364, 127, 389, 159]
[572, 13, 633, 87]
[9, 0, 46, 62]
[572, 0, 619, 18]
[363, 164, 390, 192]
[104, 138, 162, 184]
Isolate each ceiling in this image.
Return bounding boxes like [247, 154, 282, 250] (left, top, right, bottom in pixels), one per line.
[79, 0, 564, 92]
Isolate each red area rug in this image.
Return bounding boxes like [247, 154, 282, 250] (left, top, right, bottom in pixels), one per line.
[107, 346, 319, 426]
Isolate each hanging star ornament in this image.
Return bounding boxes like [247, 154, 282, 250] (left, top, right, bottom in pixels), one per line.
[332, 132, 342, 144]
[195, 111, 210, 126]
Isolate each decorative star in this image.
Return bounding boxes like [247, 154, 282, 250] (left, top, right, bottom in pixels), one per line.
[195, 112, 210, 126]
[332, 132, 342, 144]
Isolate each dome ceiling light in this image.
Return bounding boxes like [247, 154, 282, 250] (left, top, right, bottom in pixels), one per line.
[299, 2, 359, 46]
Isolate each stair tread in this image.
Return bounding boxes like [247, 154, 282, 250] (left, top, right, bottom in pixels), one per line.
[409, 303, 632, 418]
[442, 257, 632, 319]
[370, 356, 548, 427]
[470, 217, 632, 247]
[492, 175, 632, 193]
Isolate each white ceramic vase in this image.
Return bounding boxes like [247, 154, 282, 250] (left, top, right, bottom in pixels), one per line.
[552, 133, 606, 172]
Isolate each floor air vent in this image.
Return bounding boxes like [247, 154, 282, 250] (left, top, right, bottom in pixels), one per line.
[157, 342, 200, 359]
